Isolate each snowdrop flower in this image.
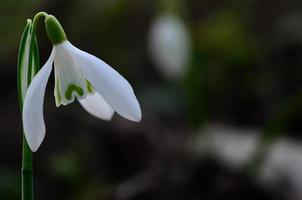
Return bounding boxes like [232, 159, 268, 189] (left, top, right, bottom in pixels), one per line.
[23, 15, 141, 152]
[149, 14, 191, 80]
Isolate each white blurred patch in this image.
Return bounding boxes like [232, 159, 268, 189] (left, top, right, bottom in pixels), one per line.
[193, 124, 260, 169]
[259, 138, 302, 200]
[149, 14, 191, 80]
[193, 124, 302, 200]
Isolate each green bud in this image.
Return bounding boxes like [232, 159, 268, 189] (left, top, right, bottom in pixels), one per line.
[45, 15, 67, 45]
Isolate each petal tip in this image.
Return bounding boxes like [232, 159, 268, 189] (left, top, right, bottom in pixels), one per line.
[128, 107, 142, 123]
[104, 112, 114, 121]
[29, 145, 39, 152]
[95, 111, 114, 121]
[132, 117, 141, 123]
[26, 136, 44, 152]
[78, 92, 115, 121]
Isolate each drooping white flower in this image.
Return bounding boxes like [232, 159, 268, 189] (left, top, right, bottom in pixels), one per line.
[149, 14, 191, 80]
[22, 15, 141, 152]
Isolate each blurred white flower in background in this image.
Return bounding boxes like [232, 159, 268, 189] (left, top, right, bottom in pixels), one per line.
[149, 14, 191, 80]
[259, 139, 302, 200]
[193, 124, 302, 200]
[193, 124, 260, 169]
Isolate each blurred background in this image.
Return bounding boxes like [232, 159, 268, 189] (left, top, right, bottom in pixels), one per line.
[0, 0, 302, 199]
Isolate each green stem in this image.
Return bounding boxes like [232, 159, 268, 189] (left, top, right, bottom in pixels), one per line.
[31, 12, 48, 35]
[21, 11, 47, 200]
[28, 12, 47, 86]
[22, 136, 33, 200]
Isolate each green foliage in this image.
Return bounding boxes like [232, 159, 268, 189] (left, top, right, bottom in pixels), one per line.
[196, 11, 256, 64]
[0, 167, 20, 200]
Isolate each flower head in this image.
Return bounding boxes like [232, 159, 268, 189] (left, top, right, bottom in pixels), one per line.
[23, 15, 141, 152]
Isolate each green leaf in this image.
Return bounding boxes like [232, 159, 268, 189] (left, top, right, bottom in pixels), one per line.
[17, 20, 41, 110]
[17, 19, 32, 109]
[28, 36, 40, 85]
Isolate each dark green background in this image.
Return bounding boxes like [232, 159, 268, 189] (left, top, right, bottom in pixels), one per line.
[0, 0, 301, 199]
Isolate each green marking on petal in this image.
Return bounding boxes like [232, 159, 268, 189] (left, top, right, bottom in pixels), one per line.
[55, 76, 61, 105]
[65, 84, 84, 100]
[86, 80, 94, 93]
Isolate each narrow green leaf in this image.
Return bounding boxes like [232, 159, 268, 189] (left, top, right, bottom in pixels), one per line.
[17, 19, 32, 109]
[32, 36, 40, 77]
[28, 36, 40, 84]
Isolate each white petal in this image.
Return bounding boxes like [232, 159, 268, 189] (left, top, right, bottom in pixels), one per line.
[53, 42, 89, 106]
[79, 92, 114, 120]
[22, 49, 55, 152]
[65, 42, 142, 122]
